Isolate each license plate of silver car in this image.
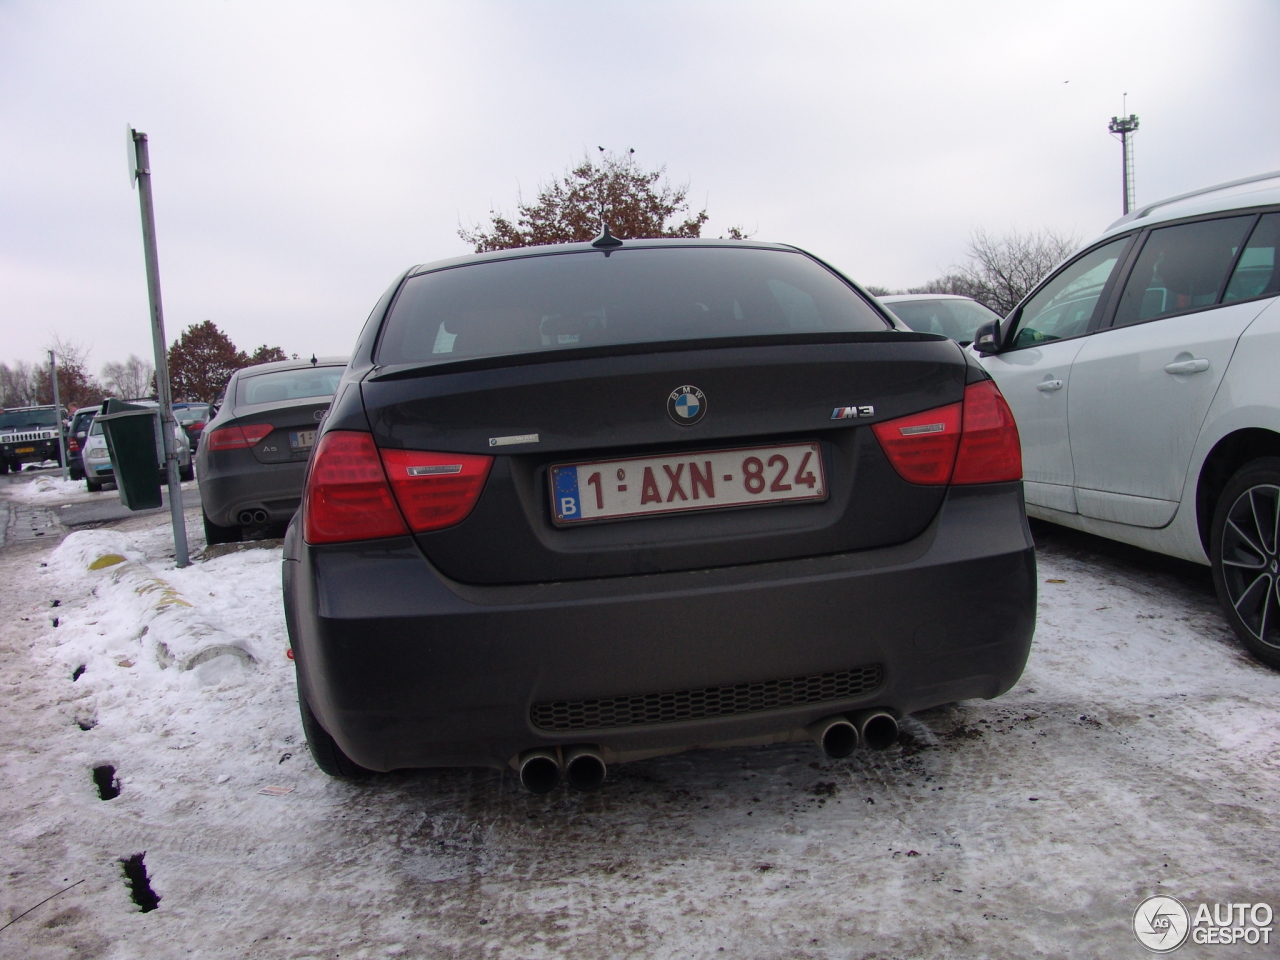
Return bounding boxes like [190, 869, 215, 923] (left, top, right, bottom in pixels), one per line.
[550, 441, 826, 524]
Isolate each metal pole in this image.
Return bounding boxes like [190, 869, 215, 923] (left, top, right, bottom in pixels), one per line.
[129, 129, 189, 567]
[1120, 130, 1129, 215]
[48, 350, 68, 480]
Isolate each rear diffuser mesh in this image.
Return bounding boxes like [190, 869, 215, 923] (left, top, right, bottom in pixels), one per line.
[531, 664, 883, 732]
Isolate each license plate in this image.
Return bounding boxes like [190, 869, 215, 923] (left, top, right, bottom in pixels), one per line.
[551, 441, 826, 524]
[16, 446, 35, 454]
[289, 430, 316, 451]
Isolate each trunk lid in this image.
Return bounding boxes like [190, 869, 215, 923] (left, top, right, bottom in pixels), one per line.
[361, 338, 965, 584]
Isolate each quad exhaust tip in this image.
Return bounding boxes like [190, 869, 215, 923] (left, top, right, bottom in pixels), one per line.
[809, 716, 859, 759]
[854, 709, 899, 751]
[810, 710, 899, 757]
[518, 746, 608, 793]
[564, 746, 607, 792]
[518, 749, 560, 794]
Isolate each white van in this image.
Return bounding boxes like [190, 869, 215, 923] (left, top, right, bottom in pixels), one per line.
[974, 170, 1280, 669]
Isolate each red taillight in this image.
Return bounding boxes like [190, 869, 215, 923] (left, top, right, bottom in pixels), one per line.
[872, 380, 1021, 486]
[952, 380, 1022, 484]
[872, 402, 962, 485]
[380, 448, 494, 533]
[303, 432, 407, 544]
[68, 438, 80, 453]
[206, 423, 273, 451]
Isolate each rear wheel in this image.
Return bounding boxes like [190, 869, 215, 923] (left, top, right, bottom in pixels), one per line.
[179, 464, 194, 482]
[298, 691, 372, 779]
[0, 459, 9, 475]
[202, 510, 242, 546]
[85, 477, 103, 492]
[1211, 457, 1280, 670]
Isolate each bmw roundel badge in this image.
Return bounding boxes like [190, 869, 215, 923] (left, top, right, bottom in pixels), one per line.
[667, 385, 707, 425]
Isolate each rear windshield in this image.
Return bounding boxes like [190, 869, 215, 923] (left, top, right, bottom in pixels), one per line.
[0, 409, 59, 430]
[174, 404, 210, 423]
[235, 368, 343, 406]
[376, 247, 889, 366]
[885, 298, 1000, 343]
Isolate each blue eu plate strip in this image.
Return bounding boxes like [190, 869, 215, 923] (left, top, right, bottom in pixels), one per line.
[552, 466, 582, 521]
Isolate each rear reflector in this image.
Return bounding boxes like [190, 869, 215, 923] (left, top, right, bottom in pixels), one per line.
[381, 449, 494, 533]
[206, 423, 273, 451]
[303, 432, 407, 544]
[952, 380, 1022, 484]
[871, 380, 1021, 486]
[871, 402, 962, 485]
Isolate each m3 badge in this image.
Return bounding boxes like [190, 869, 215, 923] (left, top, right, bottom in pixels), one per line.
[831, 405, 875, 420]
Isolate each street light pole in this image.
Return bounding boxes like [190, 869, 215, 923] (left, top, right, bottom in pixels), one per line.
[1108, 112, 1140, 215]
[128, 127, 190, 567]
[48, 350, 68, 480]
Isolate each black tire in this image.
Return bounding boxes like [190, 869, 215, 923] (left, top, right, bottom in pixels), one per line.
[0, 459, 9, 475]
[202, 510, 242, 546]
[298, 691, 372, 780]
[85, 477, 103, 492]
[1211, 457, 1280, 670]
[179, 464, 194, 482]
[69, 464, 83, 481]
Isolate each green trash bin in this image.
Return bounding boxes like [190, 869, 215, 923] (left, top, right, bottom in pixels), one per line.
[97, 398, 163, 511]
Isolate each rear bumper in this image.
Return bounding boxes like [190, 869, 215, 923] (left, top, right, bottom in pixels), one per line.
[283, 483, 1037, 771]
[197, 454, 306, 526]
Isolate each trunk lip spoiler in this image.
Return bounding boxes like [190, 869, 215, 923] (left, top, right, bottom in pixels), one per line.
[365, 331, 950, 383]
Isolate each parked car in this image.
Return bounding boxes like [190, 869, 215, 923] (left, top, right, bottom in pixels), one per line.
[974, 171, 1280, 669]
[173, 403, 213, 451]
[879, 294, 1002, 346]
[81, 401, 192, 492]
[66, 405, 100, 481]
[196, 358, 346, 544]
[282, 237, 1036, 789]
[0, 405, 66, 473]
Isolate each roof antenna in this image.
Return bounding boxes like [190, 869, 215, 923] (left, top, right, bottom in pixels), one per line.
[310, 354, 317, 366]
[591, 222, 623, 249]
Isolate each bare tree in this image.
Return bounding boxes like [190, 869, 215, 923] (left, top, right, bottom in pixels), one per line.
[885, 228, 1077, 316]
[0, 361, 40, 407]
[951, 228, 1078, 315]
[101, 354, 156, 399]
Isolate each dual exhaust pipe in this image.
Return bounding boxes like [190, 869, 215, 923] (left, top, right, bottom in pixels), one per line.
[809, 709, 899, 758]
[518, 746, 607, 794]
[238, 508, 269, 525]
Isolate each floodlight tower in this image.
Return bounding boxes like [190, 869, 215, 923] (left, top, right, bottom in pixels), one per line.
[1109, 110, 1140, 215]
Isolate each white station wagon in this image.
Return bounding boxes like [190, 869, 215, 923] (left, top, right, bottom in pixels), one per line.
[974, 170, 1280, 669]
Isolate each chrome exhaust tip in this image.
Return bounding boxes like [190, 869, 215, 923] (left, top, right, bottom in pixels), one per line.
[564, 746, 607, 792]
[253, 509, 268, 524]
[808, 715, 859, 759]
[238, 510, 255, 525]
[518, 749, 561, 794]
[854, 709, 898, 750]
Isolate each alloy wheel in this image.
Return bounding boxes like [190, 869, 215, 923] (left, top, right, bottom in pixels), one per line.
[1220, 483, 1280, 650]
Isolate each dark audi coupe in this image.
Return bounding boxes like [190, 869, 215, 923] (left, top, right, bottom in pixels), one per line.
[283, 237, 1036, 792]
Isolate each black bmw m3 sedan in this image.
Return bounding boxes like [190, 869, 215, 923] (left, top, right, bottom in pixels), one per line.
[282, 236, 1036, 791]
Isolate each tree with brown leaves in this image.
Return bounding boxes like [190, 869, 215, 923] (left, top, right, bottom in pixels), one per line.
[460, 151, 710, 252]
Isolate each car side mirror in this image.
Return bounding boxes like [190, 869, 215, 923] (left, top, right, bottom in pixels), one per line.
[972, 320, 1001, 356]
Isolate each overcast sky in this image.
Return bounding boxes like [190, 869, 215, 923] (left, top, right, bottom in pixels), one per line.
[2, 1, 1278, 370]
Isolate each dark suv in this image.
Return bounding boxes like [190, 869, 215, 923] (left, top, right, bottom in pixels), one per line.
[0, 406, 65, 473]
[283, 238, 1037, 791]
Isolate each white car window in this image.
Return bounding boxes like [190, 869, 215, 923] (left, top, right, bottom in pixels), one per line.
[1223, 213, 1280, 303]
[1112, 216, 1254, 327]
[1010, 238, 1129, 348]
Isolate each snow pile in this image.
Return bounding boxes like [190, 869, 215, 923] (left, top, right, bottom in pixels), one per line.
[6, 473, 107, 503]
[48, 530, 268, 683]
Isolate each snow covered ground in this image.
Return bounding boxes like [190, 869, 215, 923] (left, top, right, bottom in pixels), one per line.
[0, 494, 1277, 958]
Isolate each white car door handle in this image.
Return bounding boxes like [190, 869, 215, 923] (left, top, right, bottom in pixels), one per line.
[1164, 358, 1209, 375]
[1036, 379, 1064, 392]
